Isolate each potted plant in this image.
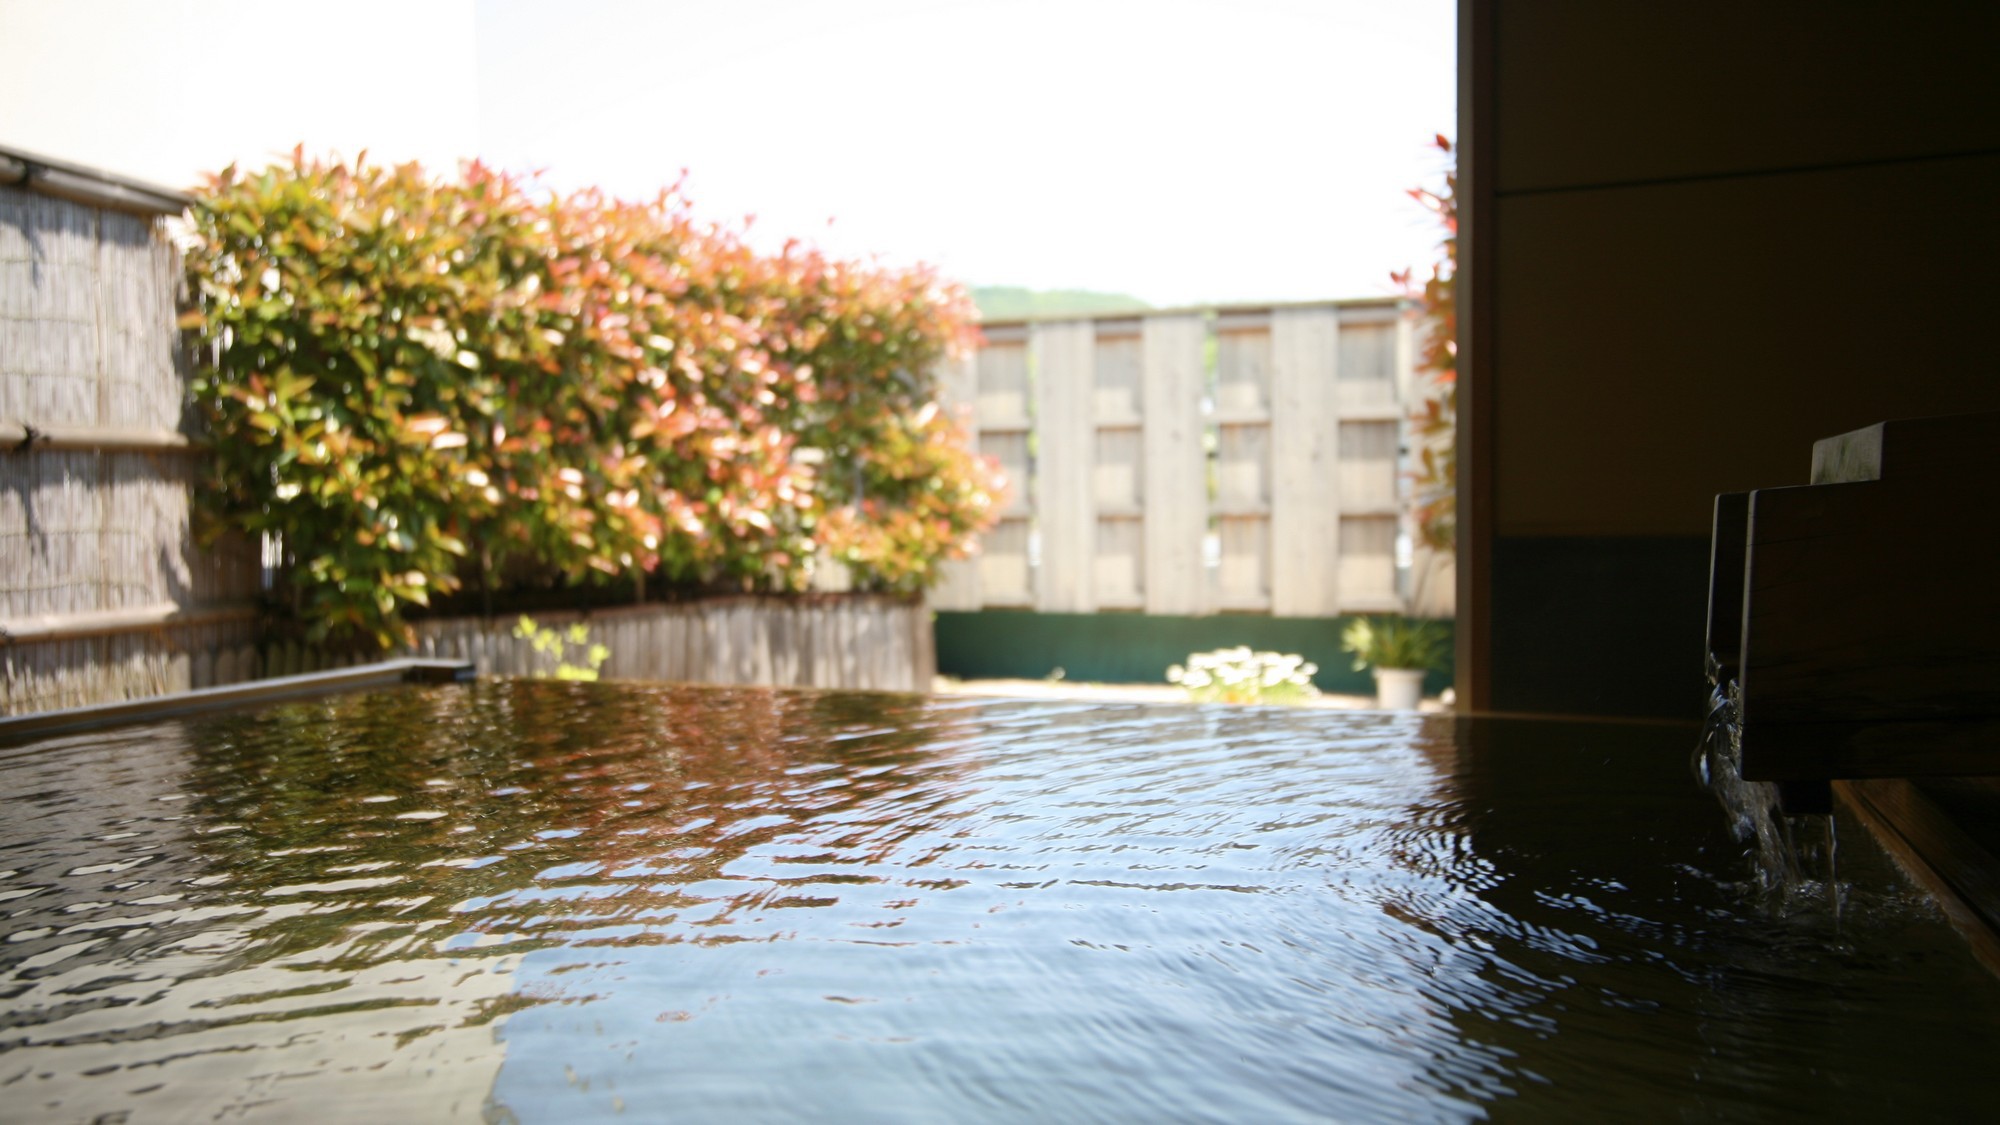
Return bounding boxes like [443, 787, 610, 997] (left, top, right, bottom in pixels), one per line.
[1340, 616, 1448, 711]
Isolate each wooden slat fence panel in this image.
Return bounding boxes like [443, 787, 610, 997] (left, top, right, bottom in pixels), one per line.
[1334, 313, 1403, 416]
[1270, 306, 1342, 617]
[1142, 314, 1209, 615]
[1032, 321, 1096, 613]
[1092, 322, 1144, 609]
[973, 327, 1032, 608]
[1327, 309, 1411, 613]
[938, 299, 1420, 621]
[929, 349, 982, 611]
[1215, 313, 1274, 611]
[1337, 420, 1400, 511]
[1338, 516, 1403, 613]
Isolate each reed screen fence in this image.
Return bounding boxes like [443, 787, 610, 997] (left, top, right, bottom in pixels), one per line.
[2, 177, 267, 714]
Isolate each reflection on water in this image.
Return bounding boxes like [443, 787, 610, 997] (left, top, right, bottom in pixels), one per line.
[1, 682, 1996, 1122]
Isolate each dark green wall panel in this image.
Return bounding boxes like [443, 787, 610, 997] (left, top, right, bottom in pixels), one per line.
[934, 612, 1455, 698]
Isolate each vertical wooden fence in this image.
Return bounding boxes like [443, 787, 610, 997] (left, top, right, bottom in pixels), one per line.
[397, 598, 933, 690]
[932, 300, 1448, 619]
[214, 597, 934, 696]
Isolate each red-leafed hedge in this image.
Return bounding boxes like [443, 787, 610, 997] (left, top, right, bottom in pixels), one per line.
[183, 152, 1001, 645]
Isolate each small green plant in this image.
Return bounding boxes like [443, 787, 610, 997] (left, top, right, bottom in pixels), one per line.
[1340, 616, 1449, 673]
[1167, 647, 1320, 705]
[512, 615, 611, 681]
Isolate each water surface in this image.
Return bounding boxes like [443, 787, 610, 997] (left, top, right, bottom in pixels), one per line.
[2, 681, 1996, 1122]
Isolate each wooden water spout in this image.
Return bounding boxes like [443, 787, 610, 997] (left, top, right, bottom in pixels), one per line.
[1710, 412, 2000, 963]
[1711, 411, 2000, 783]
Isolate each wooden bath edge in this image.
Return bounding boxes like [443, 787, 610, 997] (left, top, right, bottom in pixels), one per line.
[0, 659, 475, 743]
[1837, 778, 2000, 978]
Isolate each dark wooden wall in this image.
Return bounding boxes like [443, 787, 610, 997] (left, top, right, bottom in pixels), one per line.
[1460, 0, 2000, 717]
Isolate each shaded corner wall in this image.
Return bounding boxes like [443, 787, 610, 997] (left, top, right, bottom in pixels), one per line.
[1467, 1, 2000, 718]
[934, 611, 1454, 698]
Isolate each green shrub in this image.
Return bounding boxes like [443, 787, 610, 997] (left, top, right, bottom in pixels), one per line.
[183, 152, 1002, 645]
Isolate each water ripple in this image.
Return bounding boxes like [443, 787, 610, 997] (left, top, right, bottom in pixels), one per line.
[0, 682, 1995, 1122]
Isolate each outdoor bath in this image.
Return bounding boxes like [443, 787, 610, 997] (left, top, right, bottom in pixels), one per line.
[4, 679, 1997, 1122]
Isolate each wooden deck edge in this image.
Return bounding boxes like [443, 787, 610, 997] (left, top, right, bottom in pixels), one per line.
[0, 659, 474, 743]
[1837, 778, 2000, 978]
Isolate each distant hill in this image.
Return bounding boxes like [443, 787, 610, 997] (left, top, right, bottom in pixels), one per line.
[970, 286, 1152, 321]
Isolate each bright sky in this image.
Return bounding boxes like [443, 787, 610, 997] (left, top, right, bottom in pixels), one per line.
[0, 1, 1453, 308]
[474, 0, 1456, 307]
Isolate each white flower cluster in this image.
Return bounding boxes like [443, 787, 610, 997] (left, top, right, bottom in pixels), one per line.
[1167, 647, 1319, 701]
